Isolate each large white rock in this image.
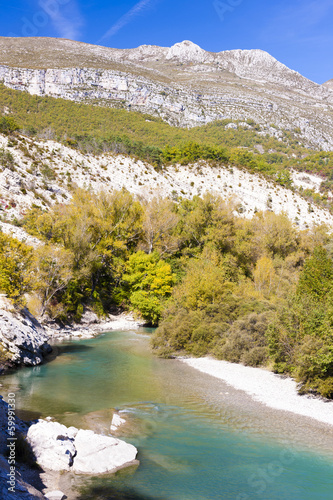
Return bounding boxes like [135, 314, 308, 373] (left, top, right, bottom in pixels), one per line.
[27, 420, 138, 475]
[72, 429, 137, 474]
[27, 421, 77, 471]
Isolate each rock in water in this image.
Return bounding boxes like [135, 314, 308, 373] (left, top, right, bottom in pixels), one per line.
[110, 412, 126, 432]
[72, 429, 137, 474]
[27, 420, 138, 474]
[27, 421, 77, 471]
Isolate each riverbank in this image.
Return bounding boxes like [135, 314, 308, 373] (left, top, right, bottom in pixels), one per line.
[46, 312, 143, 342]
[181, 357, 333, 426]
[0, 295, 143, 374]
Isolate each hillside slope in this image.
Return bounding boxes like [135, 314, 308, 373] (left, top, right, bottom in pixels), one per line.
[0, 38, 333, 150]
[0, 132, 331, 230]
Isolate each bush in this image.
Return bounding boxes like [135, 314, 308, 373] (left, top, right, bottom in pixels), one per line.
[317, 377, 333, 399]
[215, 313, 270, 365]
[0, 116, 19, 134]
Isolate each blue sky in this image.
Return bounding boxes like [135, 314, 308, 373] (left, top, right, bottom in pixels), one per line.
[2, 0, 333, 84]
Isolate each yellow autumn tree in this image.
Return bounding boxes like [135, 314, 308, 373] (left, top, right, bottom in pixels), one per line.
[253, 256, 276, 296]
[0, 232, 33, 300]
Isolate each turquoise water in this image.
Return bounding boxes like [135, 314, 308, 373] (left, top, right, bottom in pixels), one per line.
[2, 330, 333, 500]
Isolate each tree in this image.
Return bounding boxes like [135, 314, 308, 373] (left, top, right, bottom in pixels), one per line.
[33, 245, 73, 316]
[0, 232, 33, 300]
[123, 251, 175, 325]
[141, 195, 179, 255]
[297, 246, 333, 300]
[253, 256, 276, 296]
[172, 250, 239, 311]
[252, 211, 299, 259]
[0, 116, 19, 134]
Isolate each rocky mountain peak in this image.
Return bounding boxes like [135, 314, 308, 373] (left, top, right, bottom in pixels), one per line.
[166, 40, 209, 63]
[215, 48, 303, 85]
[322, 79, 333, 90]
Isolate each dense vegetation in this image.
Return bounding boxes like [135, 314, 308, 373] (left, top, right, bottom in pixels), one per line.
[0, 188, 332, 397]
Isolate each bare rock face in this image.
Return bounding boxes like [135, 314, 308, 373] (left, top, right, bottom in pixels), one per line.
[166, 40, 211, 63]
[0, 298, 51, 370]
[27, 420, 138, 475]
[0, 298, 52, 366]
[0, 131, 332, 230]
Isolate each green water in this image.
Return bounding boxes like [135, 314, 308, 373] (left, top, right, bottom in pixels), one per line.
[2, 330, 333, 500]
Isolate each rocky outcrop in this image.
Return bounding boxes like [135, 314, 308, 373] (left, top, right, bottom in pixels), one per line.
[0, 297, 51, 371]
[0, 397, 44, 499]
[27, 420, 138, 475]
[1, 37, 333, 150]
[73, 428, 137, 474]
[0, 456, 45, 500]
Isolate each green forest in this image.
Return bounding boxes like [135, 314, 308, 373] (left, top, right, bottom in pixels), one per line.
[0, 188, 332, 398]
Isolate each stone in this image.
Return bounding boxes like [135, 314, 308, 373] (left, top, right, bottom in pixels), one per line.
[79, 309, 99, 325]
[45, 491, 67, 500]
[72, 429, 137, 474]
[110, 412, 126, 432]
[26, 420, 138, 475]
[27, 421, 76, 471]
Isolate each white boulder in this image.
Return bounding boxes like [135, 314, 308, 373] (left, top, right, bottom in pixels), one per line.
[27, 421, 77, 471]
[27, 420, 138, 475]
[72, 429, 137, 474]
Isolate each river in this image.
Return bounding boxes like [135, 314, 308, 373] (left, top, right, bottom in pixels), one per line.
[2, 329, 333, 500]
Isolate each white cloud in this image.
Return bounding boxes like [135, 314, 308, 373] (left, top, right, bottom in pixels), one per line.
[98, 0, 155, 42]
[39, 0, 84, 40]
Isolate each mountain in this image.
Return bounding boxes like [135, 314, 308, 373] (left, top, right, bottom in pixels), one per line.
[1, 37, 333, 150]
[323, 79, 333, 91]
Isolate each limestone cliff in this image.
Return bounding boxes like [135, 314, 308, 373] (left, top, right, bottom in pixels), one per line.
[0, 296, 51, 373]
[0, 37, 333, 150]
